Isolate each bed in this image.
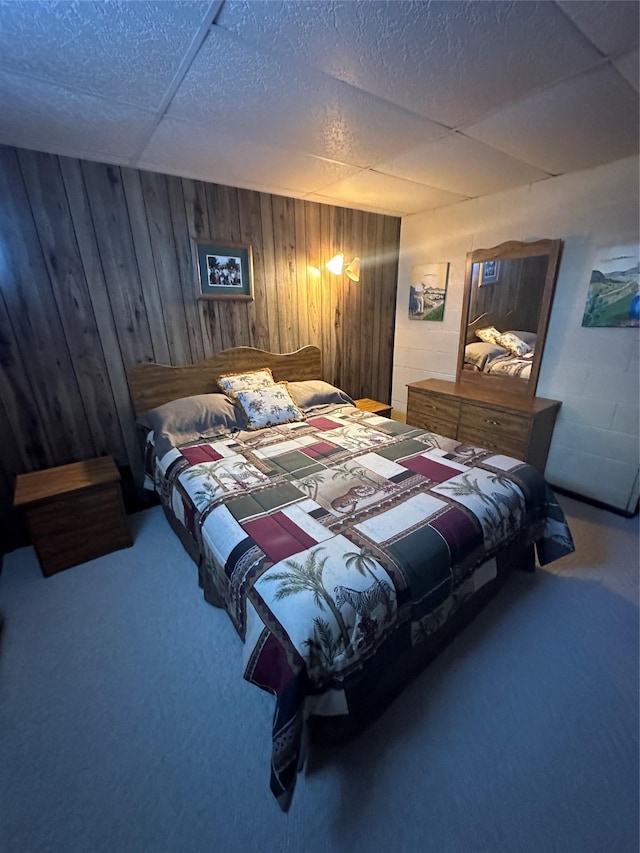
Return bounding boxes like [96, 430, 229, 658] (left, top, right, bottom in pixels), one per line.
[463, 314, 538, 380]
[128, 345, 574, 810]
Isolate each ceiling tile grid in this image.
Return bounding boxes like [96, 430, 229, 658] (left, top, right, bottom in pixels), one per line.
[214, 0, 605, 127]
[0, 0, 215, 109]
[166, 26, 449, 168]
[138, 117, 364, 196]
[463, 64, 640, 176]
[371, 132, 552, 197]
[0, 69, 157, 161]
[0, 0, 637, 216]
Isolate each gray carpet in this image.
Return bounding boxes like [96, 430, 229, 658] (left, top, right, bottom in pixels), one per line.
[1, 495, 638, 853]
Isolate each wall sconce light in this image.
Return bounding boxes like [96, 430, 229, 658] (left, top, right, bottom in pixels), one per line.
[326, 252, 361, 282]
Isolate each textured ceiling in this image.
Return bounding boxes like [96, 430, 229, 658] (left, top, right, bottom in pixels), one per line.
[0, 0, 638, 216]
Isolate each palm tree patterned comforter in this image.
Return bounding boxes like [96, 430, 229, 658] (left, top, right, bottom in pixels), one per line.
[145, 406, 574, 810]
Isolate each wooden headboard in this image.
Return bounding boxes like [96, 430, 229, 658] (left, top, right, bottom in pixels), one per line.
[127, 345, 323, 416]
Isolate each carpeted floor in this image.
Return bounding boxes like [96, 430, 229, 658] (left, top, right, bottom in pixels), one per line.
[0, 495, 638, 853]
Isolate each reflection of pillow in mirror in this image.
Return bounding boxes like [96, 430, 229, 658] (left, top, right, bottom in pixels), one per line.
[465, 342, 509, 371]
[505, 330, 537, 347]
[495, 332, 533, 357]
[475, 326, 503, 345]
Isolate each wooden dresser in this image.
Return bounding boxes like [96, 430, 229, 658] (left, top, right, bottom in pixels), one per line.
[406, 379, 561, 472]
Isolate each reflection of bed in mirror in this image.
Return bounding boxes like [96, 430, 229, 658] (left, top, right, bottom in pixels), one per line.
[463, 310, 538, 380]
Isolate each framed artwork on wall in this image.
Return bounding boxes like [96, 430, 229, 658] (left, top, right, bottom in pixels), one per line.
[192, 239, 254, 301]
[581, 244, 639, 328]
[479, 259, 500, 285]
[409, 262, 449, 321]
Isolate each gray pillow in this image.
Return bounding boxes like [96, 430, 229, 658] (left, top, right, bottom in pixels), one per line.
[137, 393, 244, 449]
[505, 330, 537, 346]
[464, 341, 508, 371]
[287, 380, 355, 412]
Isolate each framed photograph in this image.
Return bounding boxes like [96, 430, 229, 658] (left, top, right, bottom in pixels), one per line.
[409, 262, 449, 321]
[192, 239, 254, 301]
[479, 259, 500, 285]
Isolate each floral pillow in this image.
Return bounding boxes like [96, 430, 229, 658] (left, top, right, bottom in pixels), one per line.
[475, 326, 503, 345]
[495, 331, 533, 357]
[232, 382, 306, 430]
[217, 368, 275, 397]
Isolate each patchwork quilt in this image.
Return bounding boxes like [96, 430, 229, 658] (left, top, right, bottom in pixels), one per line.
[145, 406, 574, 810]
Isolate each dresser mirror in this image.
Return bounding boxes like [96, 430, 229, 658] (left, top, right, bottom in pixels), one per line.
[456, 239, 563, 398]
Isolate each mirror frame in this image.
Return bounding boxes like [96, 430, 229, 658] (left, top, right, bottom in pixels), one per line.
[456, 238, 563, 398]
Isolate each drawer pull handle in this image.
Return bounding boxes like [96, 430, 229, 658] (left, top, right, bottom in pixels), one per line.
[484, 418, 499, 426]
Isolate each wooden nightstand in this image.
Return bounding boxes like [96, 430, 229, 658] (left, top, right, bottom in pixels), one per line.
[14, 456, 132, 577]
[354, 398, 393, 418]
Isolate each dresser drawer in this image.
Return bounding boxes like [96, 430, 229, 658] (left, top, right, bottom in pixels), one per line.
[458, 401, 529, 459]
[407, 388, 460, 434]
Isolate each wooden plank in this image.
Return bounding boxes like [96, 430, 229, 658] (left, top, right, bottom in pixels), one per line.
[165, 173, 206, 363]
[237, 187, 270, 350]
[272, 195, 298, 352]
[319, 203, 335, 385]
[181, 177, 222, 356]
[209, 183, 251, 349]
[204, 182, 234, 350]
[80, 159, 154, 370]
[330, 205, 345, 389]
[293, 198, 310, 347]
[378, 216, 401, 402]
[342, 204, 360, 399]
[360, 211, 380, 400]
[18, 148, 126, 462]
[137, 170, 193, 365]
[59, 156, 145, 484]
[304, 201, 323, 350]
[120, 167, 172, 365]
[259, 192, 280, 354]
[0, 146, 94, 465]
[0, 288, 53, 471]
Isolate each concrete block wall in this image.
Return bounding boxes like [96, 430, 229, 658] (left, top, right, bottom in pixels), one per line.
[392, 156, 639, 513]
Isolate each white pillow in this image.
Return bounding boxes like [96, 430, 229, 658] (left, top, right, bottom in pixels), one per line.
[217, 368, 275, 397]
[232, 382, 306, 430]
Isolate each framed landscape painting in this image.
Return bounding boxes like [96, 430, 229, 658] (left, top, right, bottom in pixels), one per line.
[409, 262, 450, 321]
[193, 240, 254, 301]
[581, 245, 639, 328]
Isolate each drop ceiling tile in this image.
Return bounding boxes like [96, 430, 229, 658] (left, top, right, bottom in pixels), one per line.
[0, 0, 213, 109]
[463, 65, 639, 175]
[137, 117, 364, 195]
[615, 49, 640, 93]
[216, 0, 602, 127]
[374, 133, 551, 197]
[557, 1, 640, 57]
[310, 170, 467, 217]
[168, 27, 446, 168]
[0, 70, 156, 160]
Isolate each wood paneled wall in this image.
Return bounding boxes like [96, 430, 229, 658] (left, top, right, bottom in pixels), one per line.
[0, 145, 400, 550]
